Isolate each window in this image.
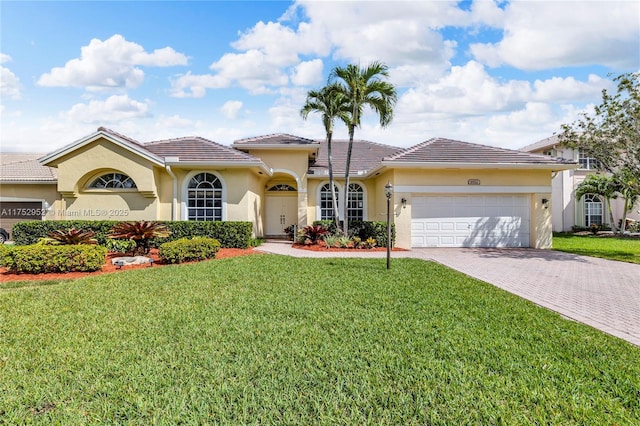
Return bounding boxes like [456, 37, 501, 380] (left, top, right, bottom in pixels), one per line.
[578, 149, 601, 170]
[584, 194, 603, 226]
[268, 184, 296, 191]
[347, 183, 364, 222]
[320, 183, 339, 220]
[187, 172, 222, 221]
[89, 173, 136, 189]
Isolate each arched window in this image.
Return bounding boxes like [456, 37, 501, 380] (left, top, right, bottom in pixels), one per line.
[347, 183, 365, 222]
[320, 183, 339, 220]
[268, 184, 296, 191]
[187, 172, 222, 221]
[584, 194, 603, 227]
[89, 173, 137, 189]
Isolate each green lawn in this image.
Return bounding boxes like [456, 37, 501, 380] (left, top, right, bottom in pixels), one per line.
[1, 255, 638, 424]
[553, 232, 640, 264]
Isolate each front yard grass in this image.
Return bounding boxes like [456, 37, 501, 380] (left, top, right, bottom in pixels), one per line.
[553, 232, 640, 264]
[1, 255, 638, 424]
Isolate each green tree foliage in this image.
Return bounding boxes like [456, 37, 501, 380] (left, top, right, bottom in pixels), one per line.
[301, 84, 350, 225]
[329, 61, 397, 234]
[560, 72, 640, 228]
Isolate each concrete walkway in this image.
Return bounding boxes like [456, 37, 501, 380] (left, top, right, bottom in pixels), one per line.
[256, 241, 640, 346]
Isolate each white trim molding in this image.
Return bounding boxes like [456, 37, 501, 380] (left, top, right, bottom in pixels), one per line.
[395, 185, 552, 194]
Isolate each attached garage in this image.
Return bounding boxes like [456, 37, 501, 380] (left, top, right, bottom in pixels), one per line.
[411, 195, 531, 248]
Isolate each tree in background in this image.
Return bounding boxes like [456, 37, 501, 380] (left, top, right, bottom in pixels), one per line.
[561, 72, 640, 231]
[301, 84, 350, 226]
[329, 61, 397, 235]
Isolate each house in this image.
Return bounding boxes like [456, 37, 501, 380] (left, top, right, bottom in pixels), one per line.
[0, 127, 576, 248]
[521, 135, 640, 232]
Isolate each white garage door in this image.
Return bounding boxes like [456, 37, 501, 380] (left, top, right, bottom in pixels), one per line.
[411, 195, 530, 248]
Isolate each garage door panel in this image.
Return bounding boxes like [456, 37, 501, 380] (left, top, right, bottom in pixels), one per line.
[411, 195, 530, 248]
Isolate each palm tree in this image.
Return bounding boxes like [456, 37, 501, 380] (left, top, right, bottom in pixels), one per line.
[575, 174, 620, 231]
[300, 84, 351, 226]
[329, 61, 397, 234]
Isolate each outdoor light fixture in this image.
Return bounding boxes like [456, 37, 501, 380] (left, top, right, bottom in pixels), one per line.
[384, 181, 393, 270]
[542, 198, 549, 209]
[401, 198, 407, 209]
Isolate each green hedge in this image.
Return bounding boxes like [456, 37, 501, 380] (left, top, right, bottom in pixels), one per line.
[159, 237, 221, 264]
[312, 220, 396, 247]
[12, 220, 252, 248]
[1, 244, 107, 274]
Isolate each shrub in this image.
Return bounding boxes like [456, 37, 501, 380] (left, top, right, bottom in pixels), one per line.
[338, 236, 351, 248]
[297, 224, 329, 244]
[2, 245, 107, 274]
[0, 244, 9, 267]
[105, 238, 137, 254]
[323, 235, 339, 248]
[13, 221, 118, 246]
[46, 228, 97, 245]
[159, 237, 221, 264]
[12, 220, 253, 249]
[109, 221, 170, 255]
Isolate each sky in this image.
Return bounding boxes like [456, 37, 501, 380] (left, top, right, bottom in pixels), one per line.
[1, 0, 639, 153]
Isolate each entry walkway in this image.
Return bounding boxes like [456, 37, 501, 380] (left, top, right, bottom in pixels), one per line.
[256, 241, 640, 346]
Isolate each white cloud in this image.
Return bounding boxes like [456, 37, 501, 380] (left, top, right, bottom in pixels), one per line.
[221, 100, 243, 119]
[532, 74, 612, 103]
[38, 34, 188, 90]
[0, 54, 21, 100]
[65, 95, 150, 123]
[290, 59, 323, 86]
[470, 1, 640, 70]
[170, 72, 229, 98]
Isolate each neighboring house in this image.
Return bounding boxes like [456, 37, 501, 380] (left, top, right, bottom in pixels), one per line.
[521, 135, 640, 232]
[0, 153, 59, 239]
[0, 127, 576, 249]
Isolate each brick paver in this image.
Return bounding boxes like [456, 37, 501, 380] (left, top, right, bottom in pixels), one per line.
[257, 242, 640, 346]
[412, 248, 640, 346]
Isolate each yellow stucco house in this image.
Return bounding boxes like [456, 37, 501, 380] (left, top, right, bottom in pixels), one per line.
[1, 127, 576, 249]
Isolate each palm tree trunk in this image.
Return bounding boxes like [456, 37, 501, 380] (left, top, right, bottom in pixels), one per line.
[327, 132, 340, 226]
[342, 124, 355, 235]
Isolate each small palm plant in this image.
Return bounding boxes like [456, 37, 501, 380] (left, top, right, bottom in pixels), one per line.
[108, 221, 170, 255]
[46, 228, 97, 245]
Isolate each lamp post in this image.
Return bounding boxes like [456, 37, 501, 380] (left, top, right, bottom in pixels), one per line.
[384, 181, 393, 270]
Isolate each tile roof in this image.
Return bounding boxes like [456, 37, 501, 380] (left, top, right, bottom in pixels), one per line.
[309, 139, 402, 175]
[0, 153, 57, 182]
[234, 133, 318, 146]
[145, 136, 263, 163]
[385, 137, 575, 166]
[519, 134, 561, 153]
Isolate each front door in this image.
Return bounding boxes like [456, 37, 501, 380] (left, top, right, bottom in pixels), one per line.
[265, 195, 298, 236]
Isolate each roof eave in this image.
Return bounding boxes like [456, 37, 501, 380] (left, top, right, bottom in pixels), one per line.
[0, 180, 58, 184]
[165, 160, 273, 176]
[381, 161, 578, 171]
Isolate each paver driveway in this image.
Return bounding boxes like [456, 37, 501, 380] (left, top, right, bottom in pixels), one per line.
[258, 241, 640, 346]
[412, 248, 640, 346]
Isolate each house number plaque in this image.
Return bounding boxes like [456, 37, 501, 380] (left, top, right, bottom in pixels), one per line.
[467, 179, 481, 185]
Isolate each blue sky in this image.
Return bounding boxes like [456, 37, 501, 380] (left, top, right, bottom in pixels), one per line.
[1, 1, 639, 153]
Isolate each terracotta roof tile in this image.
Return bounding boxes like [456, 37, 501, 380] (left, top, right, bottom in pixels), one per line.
[0, 153, 58, 182]
[309, 139, 401, 175]
[385, 137, 575, 166]
[145, 137, 263, 163]
[234, 133, 318, 146]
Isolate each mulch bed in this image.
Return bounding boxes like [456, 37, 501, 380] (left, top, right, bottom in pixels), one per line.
[292, 243, 408, 252]
[0, 248, 258, 283]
